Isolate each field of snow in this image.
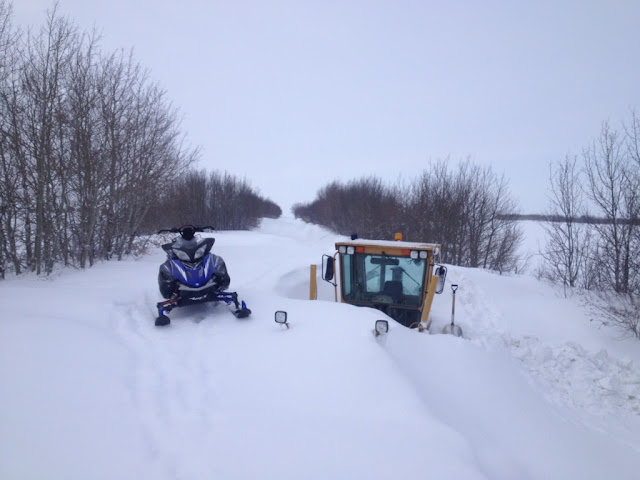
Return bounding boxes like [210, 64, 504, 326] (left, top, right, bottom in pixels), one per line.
[1, 217, 639, 480]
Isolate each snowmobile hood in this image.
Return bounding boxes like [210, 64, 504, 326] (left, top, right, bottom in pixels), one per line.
[169, 253, 217, 287]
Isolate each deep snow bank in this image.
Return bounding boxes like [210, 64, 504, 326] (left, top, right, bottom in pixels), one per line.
[1, 217, 639, 480]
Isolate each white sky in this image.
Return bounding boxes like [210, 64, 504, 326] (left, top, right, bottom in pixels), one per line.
[12, 0, 640, 214]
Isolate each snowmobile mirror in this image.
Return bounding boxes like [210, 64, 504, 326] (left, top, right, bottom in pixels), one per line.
[322, 255, 334, 282]
[374, 319, 389, 337]
[275, 311, 289, 329]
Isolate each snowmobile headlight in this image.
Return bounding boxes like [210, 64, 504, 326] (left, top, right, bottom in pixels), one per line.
[194, 244, 207, 260]
[174, 249, 191, 262]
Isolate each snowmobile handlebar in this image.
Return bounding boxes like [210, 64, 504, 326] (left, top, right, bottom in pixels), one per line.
[157, 225, 215, 240]
[157, 225, 215, 235]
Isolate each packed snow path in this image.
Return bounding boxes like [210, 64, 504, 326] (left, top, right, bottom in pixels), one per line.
[1, 218, 639, 480]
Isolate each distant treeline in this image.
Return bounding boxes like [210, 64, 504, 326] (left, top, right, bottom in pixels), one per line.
[499, 213, 640, 225]
[144, 169, 281, 232]
[293, 159, 524, 274]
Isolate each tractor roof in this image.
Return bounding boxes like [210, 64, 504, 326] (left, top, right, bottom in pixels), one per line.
[335, 238, 441, 252]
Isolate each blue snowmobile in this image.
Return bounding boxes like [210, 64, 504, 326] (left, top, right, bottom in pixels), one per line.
[155, 225, 251, 326]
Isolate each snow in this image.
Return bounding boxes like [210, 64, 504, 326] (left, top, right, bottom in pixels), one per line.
[1, 217, 639, 480]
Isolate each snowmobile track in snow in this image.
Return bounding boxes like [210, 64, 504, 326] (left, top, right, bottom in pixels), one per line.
[113, 295, 226, 478]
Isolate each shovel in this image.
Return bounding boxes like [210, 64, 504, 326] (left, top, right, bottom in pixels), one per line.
[442, 284, 463, 337]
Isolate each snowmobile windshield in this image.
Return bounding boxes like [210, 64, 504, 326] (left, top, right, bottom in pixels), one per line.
[171, 238, 214, 263]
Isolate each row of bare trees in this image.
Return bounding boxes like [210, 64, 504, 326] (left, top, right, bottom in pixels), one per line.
[292, 177, 402, 240]
[144, 169, 282, 231]
[542, 111, 640, 337]
[0, 3, 196, 274]
[0, 2, 281, 277]
[293, 159, 523, 273]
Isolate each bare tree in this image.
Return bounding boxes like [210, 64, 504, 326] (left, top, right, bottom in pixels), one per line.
[583, 121, 635, 294]
[576, 115, 640, 338]
[20, 3, 78, 273]
[0, 0, 20, 275]
[541, 155, 591, 294]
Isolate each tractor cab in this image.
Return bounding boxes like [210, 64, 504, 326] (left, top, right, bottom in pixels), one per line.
[321, 235, 447, 329]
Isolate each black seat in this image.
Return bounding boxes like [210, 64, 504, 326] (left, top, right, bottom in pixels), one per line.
[383, 281, 403, 300]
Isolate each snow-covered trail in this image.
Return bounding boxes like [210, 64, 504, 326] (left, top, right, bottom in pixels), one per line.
[1, 217, 640, 480]
[103, 263, 487, 477]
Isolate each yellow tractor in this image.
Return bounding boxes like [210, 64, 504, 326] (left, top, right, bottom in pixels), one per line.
[316, 234, 447, 330]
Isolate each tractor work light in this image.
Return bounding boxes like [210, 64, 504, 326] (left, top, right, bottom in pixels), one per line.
[375, 319, 389, 336]
[275, 311, 290, 328]
[410, 250, 419, 259]
[419, 251, 428, 259]
[346, 246, 355, 255]
[339, 246, 346, 254]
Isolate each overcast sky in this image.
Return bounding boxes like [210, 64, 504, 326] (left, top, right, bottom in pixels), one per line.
[12, 0, 640, 214]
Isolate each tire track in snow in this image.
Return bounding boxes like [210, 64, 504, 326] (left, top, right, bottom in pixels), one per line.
[112, 292, 224, 479]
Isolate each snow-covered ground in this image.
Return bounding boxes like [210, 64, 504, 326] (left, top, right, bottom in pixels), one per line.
[1, 217, 639, 480]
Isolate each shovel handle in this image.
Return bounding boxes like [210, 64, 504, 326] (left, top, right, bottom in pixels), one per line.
[451, 284, 458, 324]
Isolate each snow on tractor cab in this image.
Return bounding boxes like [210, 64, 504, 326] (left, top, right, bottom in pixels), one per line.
[318, 233, 447, 330]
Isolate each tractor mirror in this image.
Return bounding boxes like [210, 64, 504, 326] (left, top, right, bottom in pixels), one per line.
[374, 319, 389, 336]
[322, 255, 334, 281]
[435, 265, 447, 294]
[275, 311, 289, 329]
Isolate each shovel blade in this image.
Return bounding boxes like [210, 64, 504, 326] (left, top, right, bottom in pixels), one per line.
[442, 323, 463, 337]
